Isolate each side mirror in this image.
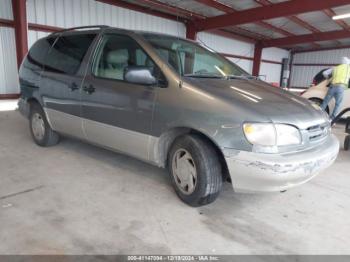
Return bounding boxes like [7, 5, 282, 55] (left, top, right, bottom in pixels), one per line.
[124, 66, 157, 86]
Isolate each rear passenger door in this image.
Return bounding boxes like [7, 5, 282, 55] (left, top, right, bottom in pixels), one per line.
[81, 34, 165, 161]
[39, 33, 97, 138]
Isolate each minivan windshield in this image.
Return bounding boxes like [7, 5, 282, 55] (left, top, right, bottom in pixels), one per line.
[142, 33, 250, 79]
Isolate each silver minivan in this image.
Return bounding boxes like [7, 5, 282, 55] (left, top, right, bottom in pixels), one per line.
[18, 26, 339, 206]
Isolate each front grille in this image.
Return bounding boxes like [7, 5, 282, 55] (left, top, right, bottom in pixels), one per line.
[307, 122, 330, 142]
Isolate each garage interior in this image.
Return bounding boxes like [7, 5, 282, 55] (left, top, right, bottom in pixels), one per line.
[1, 0, 350, 256]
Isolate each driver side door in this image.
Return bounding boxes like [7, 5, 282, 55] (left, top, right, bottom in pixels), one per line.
[81, 33, 164, 161]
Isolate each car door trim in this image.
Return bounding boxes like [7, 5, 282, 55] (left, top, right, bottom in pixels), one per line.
[44, 107, 159, 163]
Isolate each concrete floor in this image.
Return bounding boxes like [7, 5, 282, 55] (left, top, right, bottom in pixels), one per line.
[0, 103, 350, 255]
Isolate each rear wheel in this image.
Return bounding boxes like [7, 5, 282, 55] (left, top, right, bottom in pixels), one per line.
[168, 134, 223, 207]
[29, 103, 60, 147]
[309, 98, 329, 114]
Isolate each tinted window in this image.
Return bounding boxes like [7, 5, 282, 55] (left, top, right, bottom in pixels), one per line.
[93, 34, 164, 83]
[24, 37, 56, 70]
[45, 34, 96, 75]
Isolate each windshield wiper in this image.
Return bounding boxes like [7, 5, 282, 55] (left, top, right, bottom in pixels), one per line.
[226, 75, 257, 80]
[183, 73, 224, 78]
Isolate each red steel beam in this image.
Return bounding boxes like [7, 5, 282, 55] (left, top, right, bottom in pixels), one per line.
[0, 19, 62, 33]
[256, 21, 294, 37]
[262, 29, 350, 47]
[256, 0, 319, 33]
[0, 93, 21, 99]
[12, 0, 28, 69]
[195, 0, 234, 13]
[196, 0, 350, 31]
[255, 0, 320, 33]
[195, 0, 294, 37]
[287, 16, 320, 33]
[137, 0, 267, 41]
[254, 0, 323, 47]
[229, 26, 270, 40]
[28, 23, 62, 33]
[323, 9, 350, 31]
[134, 0, 205, 20]
[186, 22, 197, 40]
[252, 43, 263, 76]
[209, 29, 256, 43]
[0, 18, 14, 28]
[97, 0, 188, 22]
[98, 0, 259, 43]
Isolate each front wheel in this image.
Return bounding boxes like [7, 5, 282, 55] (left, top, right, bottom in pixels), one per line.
[168, 134, 223, 206]
[29, 103, 60, 147]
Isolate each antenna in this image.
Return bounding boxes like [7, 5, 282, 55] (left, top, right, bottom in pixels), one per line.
[175, 1, 184, 85]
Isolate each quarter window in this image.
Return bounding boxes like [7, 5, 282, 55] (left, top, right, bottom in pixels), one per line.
[24, 37, 56, 70]
[44, 34, 96, 75]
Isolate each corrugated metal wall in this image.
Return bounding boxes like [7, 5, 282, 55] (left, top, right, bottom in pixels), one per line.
[293, 48, 350, 64]
[0, 0, 290, 95]
[261, 48, 290, 84]
[0, 0, 13, 19]
[0, 0, 17, 95]
[197, 32, 289, 83]
[197, 32, 254, 73]
[290, 48, 350, 88]
[26, 0, 186, 40]
[0, 27, 19, 95]
[290, 65, 327, 88]
[27, 31, 50, 49]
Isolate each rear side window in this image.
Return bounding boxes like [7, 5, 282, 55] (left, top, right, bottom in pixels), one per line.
[24, 37, 56, 70]
[44, 34, 96, 75]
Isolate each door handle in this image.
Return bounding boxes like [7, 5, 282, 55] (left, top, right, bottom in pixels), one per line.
[68, 82, 79, 91]
[83, 85, 95, 94]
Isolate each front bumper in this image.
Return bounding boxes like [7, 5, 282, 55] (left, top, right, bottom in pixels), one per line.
[224, 134, 339, 192]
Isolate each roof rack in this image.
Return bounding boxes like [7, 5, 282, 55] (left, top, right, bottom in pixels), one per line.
[50, 25, 110, 35]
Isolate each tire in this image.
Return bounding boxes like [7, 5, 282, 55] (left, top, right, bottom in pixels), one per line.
[309, 98, 329, 114]
[345, 135, 350, 151]
[29, 103, 60, 147]
[167, 134, 223, 207]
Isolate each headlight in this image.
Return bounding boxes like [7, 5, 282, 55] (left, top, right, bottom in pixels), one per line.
[275, 124, 301, 146]
[243, 123, 301, 146]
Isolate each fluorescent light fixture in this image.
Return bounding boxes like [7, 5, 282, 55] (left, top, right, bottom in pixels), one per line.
[333, 13, 350, 20]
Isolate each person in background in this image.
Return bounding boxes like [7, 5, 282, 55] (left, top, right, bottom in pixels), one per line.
[321, 57, 350, 121]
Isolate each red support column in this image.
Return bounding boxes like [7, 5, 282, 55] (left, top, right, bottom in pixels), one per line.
[186, 22, 197, 40]
[12, 0, 28, 69]
[252, 43, 262, 76]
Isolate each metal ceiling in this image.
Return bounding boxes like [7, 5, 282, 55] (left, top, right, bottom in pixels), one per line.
[120, 0, 350, 52]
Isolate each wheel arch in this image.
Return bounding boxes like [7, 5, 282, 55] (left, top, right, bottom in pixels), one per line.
[27, 97, 41, 109]
[154, 127, 229, 180]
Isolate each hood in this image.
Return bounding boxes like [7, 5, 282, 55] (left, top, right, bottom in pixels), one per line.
[183, 77, 328, 129]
